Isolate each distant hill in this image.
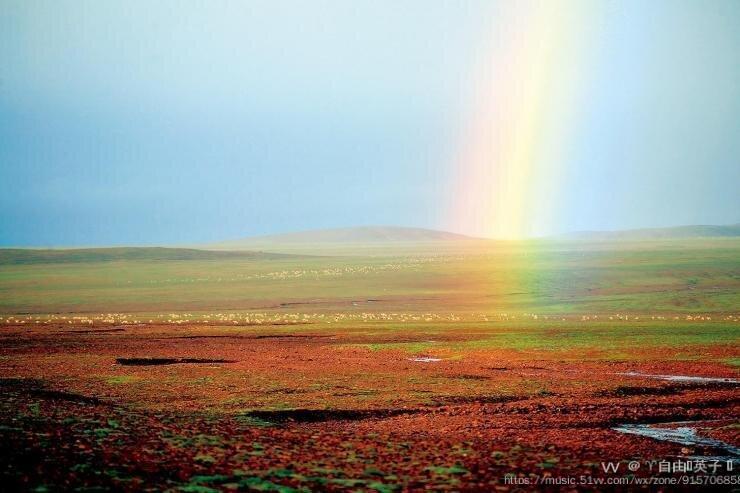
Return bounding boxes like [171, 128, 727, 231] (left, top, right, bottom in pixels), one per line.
[563, 224, 740, 241]
[209, 226, 479, 249]
[6, 225, 735, 262]
[0, 247, 293, 265]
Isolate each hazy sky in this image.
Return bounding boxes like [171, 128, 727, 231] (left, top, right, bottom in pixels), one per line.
[1, 0, 738, 245]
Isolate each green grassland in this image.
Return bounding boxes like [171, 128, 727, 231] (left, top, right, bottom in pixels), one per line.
[0, 238, 738, 492]
[0, 238, 738, 316]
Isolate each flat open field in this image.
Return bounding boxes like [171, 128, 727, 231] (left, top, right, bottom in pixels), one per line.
[1, 239, 739, 491]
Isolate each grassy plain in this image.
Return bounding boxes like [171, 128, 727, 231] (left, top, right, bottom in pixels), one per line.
[0, 238, 738, 491]
[1, 238, 738, 315]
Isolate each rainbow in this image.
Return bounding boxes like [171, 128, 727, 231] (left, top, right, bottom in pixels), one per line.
[449, 1, 595, 239]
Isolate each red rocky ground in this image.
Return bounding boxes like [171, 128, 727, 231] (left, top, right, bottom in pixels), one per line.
[0, 321, 738, 491]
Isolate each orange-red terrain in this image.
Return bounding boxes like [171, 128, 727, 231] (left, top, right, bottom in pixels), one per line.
[1, 319, 738, 491]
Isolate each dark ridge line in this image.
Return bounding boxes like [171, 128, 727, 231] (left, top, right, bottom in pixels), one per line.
[163, 334, 333, 340]
[596, 382, 737, 397]
[441, 374, 491, 381]
[67, 328, 126, 334]
[115, 358, 236, 366]
[241, 407, 420, 424]
[0, 378, 104, 405]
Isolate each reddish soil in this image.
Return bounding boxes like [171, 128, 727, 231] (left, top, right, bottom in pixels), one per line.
[0, 322, 738, 491]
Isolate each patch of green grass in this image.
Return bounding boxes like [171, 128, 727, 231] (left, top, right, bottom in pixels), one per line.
[106, 375, 138, 385]
[234, 414, 275, 428]
[450, 321, 740, 356]
[362, 342, 436, 354]
[194, 453, 217, 465]
[27, 402, 40, 417]
[238, 476, 307, 492]
[178, 485, 220, 493]
[424, 465, 468, 475]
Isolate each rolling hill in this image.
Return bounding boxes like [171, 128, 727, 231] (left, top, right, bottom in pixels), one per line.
[563, 224, 740, 241]
[0, 247, 294, 265]
[4, 224, 738, 261]
[207, 226, 479, 249]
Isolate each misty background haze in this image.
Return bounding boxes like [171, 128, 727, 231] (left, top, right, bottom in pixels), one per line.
[1, 0, 738, 246]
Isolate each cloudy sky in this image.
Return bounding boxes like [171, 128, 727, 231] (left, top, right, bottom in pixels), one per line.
[1, 0, 738, 245]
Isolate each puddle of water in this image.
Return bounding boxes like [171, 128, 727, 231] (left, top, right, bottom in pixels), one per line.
[408, 357, 442, 363]
[618, 371, 739, 384]
[614, 423, 740, 462]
